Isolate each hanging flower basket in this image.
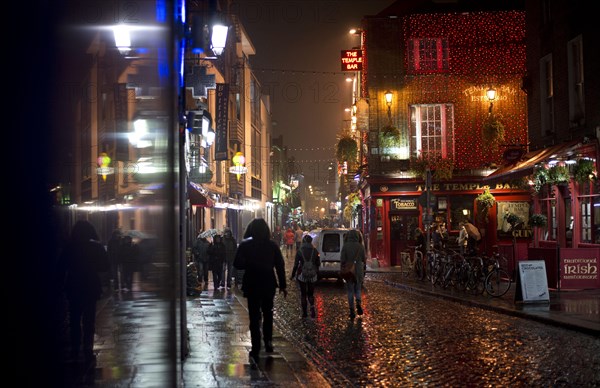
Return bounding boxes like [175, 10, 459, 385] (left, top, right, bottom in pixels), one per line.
[379, 125, 401, 150]
[336, 136, 358, 165]
[482, 114, 505, 150]
[476, 186, 496, 223]
[547, 165, 570, 186]
[529, 213, 547, 228]
[573, 158, 596, 184]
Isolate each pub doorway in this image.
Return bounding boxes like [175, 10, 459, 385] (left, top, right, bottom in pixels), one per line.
[390, 211, 420, 267]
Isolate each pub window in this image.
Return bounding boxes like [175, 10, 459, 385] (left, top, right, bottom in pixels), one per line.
[577, 178, 600, 244]
[409, 104, 455, 161]
[539, 197, 556, 241]
[449, 195, 475, 231]
[407, 38, 449, 73]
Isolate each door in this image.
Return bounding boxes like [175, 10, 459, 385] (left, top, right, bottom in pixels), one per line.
[390, 212, 420, 266]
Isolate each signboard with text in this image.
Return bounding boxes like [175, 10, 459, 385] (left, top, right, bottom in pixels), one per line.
[341, 50, 363, 71]
[516, 260, 550, 303]
[561, 249, 600, 288]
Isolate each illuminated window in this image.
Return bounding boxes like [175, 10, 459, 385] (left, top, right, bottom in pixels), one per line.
[407, 38, 449, 73]
[409, 104, 454, 160]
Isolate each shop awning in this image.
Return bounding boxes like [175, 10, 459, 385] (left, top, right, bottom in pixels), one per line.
[188, 182, 213, 207]
[486, 140, 583, 181]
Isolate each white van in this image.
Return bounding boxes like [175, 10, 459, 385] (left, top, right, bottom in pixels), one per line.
[307, 228, 351, 280]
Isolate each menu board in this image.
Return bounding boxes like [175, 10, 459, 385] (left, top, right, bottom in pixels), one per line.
[515, 260, 550, 303]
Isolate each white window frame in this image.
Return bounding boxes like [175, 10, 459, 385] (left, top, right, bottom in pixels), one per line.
[410, 104, 454, 160]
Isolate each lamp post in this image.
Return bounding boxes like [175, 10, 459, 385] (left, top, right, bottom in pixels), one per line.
[486, 86, 497, 114]
[385, 90, 393, 123]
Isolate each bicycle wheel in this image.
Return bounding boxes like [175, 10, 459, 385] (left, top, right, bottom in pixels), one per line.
[485, 269, 511, 297]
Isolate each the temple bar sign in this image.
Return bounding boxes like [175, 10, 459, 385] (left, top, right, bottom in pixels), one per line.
[341, 50, 362, 71]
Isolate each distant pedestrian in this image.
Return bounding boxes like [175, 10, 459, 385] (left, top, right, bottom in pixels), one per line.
[290, 234, 320, 318]
[192, 234, 210, 288]
[107, 228, 122, 291]
[271, 226, 282, 248]
[58, 220, 109, 364]
[284, 228, 295, 256]
[221, 227, 237, 289]
[294, 224, 304, 251]
[340, 229, 366, 320]
[208, 234, 226, 290]
[120, 235, 140, 291]
[234, 218, 287, 363]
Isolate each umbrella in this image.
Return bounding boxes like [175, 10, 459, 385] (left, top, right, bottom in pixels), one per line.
[200, 229, 220, 238]
[463, 222, 481, 241]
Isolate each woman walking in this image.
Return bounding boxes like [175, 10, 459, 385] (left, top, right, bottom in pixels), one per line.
[234, 218, 287, 363]
[340, 229, 366, 320]
[290, 234, 320, 318]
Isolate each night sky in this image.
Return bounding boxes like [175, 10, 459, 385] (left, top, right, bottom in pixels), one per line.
[234, 0, 396, 187]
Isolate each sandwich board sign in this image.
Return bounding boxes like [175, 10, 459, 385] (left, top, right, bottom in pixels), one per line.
[515, 260, 550, 303]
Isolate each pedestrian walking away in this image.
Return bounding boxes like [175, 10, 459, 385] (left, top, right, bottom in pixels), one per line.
[58, 220, 109, 364]
[119, 235, 140, 292]
[340, 229, 366, 320]
[284, 227, 295, 257]
[233, 218, 287, 363]
[208, 234, 226, 290]
[294, 224, 304, 251]
[290, 234, 320, 318]
[221, 227, 237, 289]
[192, 234, 210, 289]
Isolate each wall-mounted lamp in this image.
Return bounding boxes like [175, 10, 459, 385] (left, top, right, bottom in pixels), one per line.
[486, 86, 497, 114]
[349, 28, 362, 35]
[384, 90, 393, 122]
[210, 23, 229, 56]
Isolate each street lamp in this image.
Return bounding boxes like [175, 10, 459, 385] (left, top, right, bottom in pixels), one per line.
[486, 86, 497, 114]
[385, 90, 393, 122]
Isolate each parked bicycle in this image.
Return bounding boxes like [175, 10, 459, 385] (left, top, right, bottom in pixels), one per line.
[484, 253, 512, 297]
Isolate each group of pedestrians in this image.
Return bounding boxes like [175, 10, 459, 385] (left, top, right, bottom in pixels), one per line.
[192, 227, 238, 290]
[106, 229, 140, 292]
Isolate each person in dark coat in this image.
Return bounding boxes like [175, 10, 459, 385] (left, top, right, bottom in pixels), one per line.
[290, 234, 320, 318]
[107, 229, 122, 291]
[340, 229, 367, 320]
[234, 218, 287, 362]
[208, 235, 226, 290]
[59, 220, 109, 363]
[192, 234, 210, 288]
[120, 235, 140, 292]
[221, 228, 237, 289]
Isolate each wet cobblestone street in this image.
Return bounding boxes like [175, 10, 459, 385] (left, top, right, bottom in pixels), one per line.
[274, 270, 600, 387]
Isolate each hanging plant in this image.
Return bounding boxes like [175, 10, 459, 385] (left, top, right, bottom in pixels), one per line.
[529, 213, 548, 228]
[379, 125, 401, 151]
[572, 158, 596, 184]
[433, 158, 454, 181]
[336, 136, 358, 165]
[547, 165, 570, 186]
[482, 114, 505, 150]
[343, 192, 362, 223]
[476, 186, 496, 223]
[532, 168, 549, 193]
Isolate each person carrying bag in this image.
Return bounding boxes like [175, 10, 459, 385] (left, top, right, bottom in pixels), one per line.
[290, 235, 321, 318]
[340, 230, 366, 320]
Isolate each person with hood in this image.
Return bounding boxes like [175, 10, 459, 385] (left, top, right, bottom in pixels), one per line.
[58, 220, 109, 364]
[207, 235, 226, 290]
[234, 218, 287, 363]
[221, 227, 237, 289]
[340, 229, 367, 320]
[290, 234, 321, 318]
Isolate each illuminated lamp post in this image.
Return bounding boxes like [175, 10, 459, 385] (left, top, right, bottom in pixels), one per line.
[384, 90, 393, 123]
[96, 152, 114, 181]
[486, 86, 497, 114]
[229, 151, 247, 181]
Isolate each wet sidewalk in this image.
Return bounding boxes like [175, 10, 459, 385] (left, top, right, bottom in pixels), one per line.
[371, 266, 600, 337]
[78, 266, 599, 387]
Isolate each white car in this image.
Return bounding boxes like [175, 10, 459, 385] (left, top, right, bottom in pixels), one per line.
[307, 228, 351, 280]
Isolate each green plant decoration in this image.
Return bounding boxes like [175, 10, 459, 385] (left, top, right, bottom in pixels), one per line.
[476, 186, 496, 223]
[336, 136, 358, 165]
[343, 192, 362, 223]
[434, 158, 454, 180]
[547, 165, 570, 186]
[529, 213, 548, 228]
[573, 158, 596, 184]
[482, 114, 505, 150]
[379, 125, 401, 151]
[532, 168, 549, 193]
[409, 155, 430, 179]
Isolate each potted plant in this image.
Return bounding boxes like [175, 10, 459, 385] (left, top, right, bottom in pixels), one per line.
[529, 213, 547, 248]
[482, 114, 505, 150]
[336, 136, 358, 165]
[547, 165, 570, 186]
[573, 158, 596, 185]
[476, 186, 496, 223]
[379, 125, 401, 151]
